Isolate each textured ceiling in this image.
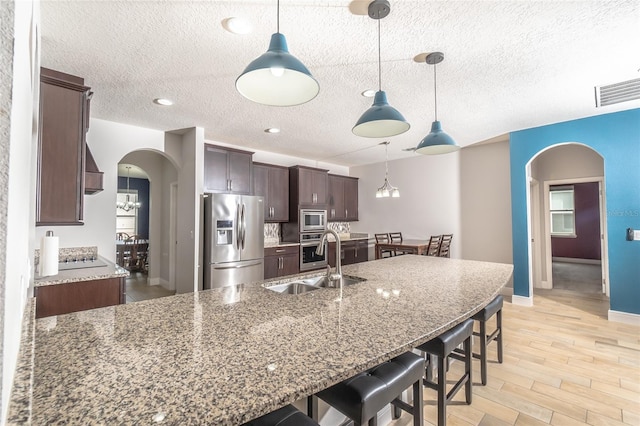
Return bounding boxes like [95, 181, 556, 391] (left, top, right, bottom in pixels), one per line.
[40, 0, 640, 167]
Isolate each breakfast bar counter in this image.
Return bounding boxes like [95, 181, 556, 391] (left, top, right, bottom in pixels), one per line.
[9, 255, 513, 425]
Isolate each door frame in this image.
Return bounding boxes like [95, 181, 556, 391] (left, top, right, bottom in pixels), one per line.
[542, 176, 608, 295]
[169, 182, 178, 291]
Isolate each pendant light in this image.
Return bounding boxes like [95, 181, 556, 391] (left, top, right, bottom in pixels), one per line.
[353, 0, 410, 138]
[415, 52, 460, 154]
[116, 166, 142, 212]
[376, 141, 400, 198]
[236, 0, 319, 106]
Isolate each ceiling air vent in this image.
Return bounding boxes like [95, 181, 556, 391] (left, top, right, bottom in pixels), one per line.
[595, 78, 640, 107]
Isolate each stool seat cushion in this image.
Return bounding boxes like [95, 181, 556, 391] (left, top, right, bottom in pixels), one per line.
[243, 404, 319, 426]
[472, 295, 504, 322]
[417, 319, 474, 356]
[316, 352, 424, 423]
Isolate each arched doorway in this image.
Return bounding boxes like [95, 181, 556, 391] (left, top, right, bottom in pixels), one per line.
[526, 143, 609, 308]
[117, 150, 179, 301]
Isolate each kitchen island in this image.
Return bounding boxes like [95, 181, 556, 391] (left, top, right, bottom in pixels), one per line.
[9, 255, 512, 425]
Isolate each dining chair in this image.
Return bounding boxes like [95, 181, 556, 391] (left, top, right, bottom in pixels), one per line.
[389, 232, 409, 256]
[438, 234, 453, 258]
[425, 235, 442, 256]
[375, 233, 394, 258]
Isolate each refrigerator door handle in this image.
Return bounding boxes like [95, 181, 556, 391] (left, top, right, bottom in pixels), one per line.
[235, 203, 241, 250]
[241, 203, 246, 249]
[212, 260, 263, 270]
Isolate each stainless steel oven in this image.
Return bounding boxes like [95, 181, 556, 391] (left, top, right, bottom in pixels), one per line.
[300, 209, 327, 233]
[300, 233, 328, 271]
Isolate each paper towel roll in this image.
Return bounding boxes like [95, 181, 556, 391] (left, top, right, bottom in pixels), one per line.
[40, 233, 59, 277]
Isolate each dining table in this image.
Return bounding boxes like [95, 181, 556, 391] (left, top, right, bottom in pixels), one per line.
[375, 239, 431, 259]
[115, 239, 149, 271]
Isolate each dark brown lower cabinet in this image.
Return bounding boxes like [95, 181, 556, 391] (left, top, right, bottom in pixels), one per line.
[264, 246, 300, 279]
[35, 277, 125, 318]
[328, 240, 368, 267]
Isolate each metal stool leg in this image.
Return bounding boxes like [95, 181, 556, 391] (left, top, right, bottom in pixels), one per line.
[465, 335, 473, 403]
[479, 320, 488, 385]
[497, 309, 503, 363]
[437, 354, 447, 426]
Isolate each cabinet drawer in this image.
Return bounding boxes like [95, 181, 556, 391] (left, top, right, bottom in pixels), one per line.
[265, 245, 299, 257]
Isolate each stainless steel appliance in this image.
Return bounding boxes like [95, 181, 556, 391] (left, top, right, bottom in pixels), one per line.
[300, 209, 327, 233]
[300, 232, 328, 271]
[203, 193, 264, 289]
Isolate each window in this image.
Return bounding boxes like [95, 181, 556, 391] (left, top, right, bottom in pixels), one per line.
[550, 186, 575, 237]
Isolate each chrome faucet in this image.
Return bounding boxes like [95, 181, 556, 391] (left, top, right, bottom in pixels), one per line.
[316, 229, 342, 287]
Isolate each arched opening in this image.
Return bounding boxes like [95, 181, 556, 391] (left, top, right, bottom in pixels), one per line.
[525, 143, 609, 312]
[116, 149, 179, 302]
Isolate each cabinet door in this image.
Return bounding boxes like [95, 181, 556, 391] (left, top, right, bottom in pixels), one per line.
[343, 177, 359, 221]
[35, 277, 124, 318]
[354, 240, 368, 263]
[204, 146, 229, 192]
[228, 151, 252, 194]
[37, 77, 87, 225]
[264, 255, 280, 279]
[328, 175, 346, 221]
[280, 253, 299, 276]
[342, 241, 357, 265]
[268, 166, 289, 221]
[298, 168, 327, 205]
[253, 164, 270, 219]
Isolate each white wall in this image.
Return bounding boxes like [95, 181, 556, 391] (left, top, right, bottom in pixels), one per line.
[34, 119, 169, 260]
[350, 152, 462, 258]
[2, 0, 40, 421]
[460, 140, 513, 263]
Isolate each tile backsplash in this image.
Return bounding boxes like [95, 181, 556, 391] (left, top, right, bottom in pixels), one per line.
[328, 222, 350, 234]
[264, 223, 280, 245]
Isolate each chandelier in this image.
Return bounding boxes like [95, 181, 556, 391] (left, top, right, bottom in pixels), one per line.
[116, 166, 142, 212]
[376, 141, 399, 198]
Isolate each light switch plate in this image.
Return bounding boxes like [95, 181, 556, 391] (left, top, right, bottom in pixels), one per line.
[634, 230, 640, 241]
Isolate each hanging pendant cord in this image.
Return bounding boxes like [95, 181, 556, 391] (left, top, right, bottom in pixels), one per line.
[277, 0, 280, 33]
[433, 62, 438, 121]
[384, 142, 389, 179]
[377, 18, 382, 91]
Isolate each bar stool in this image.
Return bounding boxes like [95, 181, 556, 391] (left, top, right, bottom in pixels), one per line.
[242, 404, 320, 426]
[416, 319, 474, 426]
[471, 295, 504, 385]
[310, 351, 424, 426]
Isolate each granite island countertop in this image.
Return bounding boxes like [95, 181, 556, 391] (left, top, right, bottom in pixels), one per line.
[9, 255, 512, 425]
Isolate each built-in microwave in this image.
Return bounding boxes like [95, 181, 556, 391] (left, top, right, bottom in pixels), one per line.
[300, 209, 327, 233]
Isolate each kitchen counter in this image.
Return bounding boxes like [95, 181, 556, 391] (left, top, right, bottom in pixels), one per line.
[34, 255, 129, 287]
[9, 255, 512, 425]
[264, 241, 300, 249]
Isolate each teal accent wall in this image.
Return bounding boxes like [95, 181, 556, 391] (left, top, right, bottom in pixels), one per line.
[510, 109, 640, 314]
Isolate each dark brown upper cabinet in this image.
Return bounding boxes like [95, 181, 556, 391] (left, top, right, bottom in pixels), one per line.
[328, 174, 359, 221]
[253, 163, 289, 222]
[204, 144, 253, 195]
[289, 165, 328, 208]
[37, 67, 94, 226]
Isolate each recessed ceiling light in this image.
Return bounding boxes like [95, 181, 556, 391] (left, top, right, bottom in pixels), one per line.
[264, 128, 280, 134]
[222, 17, 252, 35]
[153, 98, 173, 106]
[361, 89, 376, 97]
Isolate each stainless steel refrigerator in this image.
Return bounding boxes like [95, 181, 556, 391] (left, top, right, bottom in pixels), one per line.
[203, 193, 264, 289]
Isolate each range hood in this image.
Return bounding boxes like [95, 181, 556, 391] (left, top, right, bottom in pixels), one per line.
[85, 146, 103, 194]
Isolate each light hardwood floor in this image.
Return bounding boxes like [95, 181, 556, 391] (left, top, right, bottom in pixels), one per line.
[390, 289, 640, 426]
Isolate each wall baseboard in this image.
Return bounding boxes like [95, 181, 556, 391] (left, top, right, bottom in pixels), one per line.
[512, 295, 533, 307]
[608, 310, 640, 325]
[148, 277, 161, 286]
[552, 257, 601, 265]
[535, 280, 552, 290]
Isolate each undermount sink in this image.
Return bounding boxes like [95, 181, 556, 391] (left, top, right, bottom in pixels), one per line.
[265, 275, 366, 294]
[267, 282, 320, 294]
